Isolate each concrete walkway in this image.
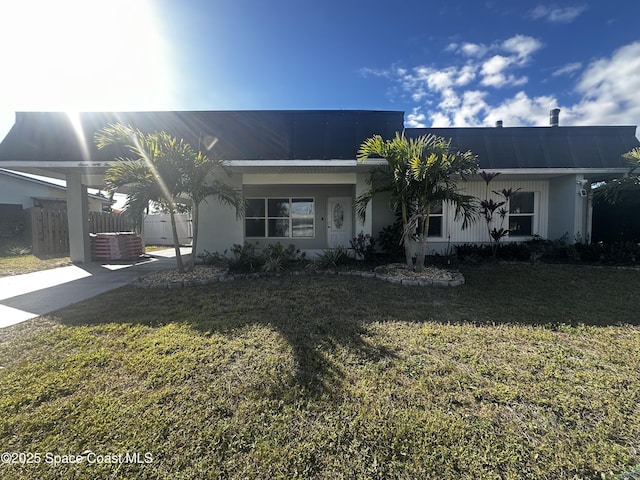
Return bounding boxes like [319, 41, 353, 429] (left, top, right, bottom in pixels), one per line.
[0, 248, 190, 329]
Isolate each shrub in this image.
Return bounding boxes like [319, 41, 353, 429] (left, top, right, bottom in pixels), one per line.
[226, 242, 264, 273]
[261, 243, 306, 273]
[496, 241, 533, 261]
[454, 243, 493, 262]
[197, 249, 228, 267]
[198, 242, 308, 273]
[350, 232, 377, 263]
[3, 243, 32, 256]
[316, 246, 351, 270]
[572, 241, 640, 265]
[377, 218, 404, 261]
[454, 237, 640, 266]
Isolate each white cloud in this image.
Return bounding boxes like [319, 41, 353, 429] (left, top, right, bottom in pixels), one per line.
[443, 35, 542, 89]
[481, 55, 511, 76]
[452, 91, 488, 126]
[425, 68, 456, 91]
[460, 42, 489, 57]
[445, 42, 459, 53]
[429, 112, 452, 128]
[530, 4, 587, 23]
[457, 65, 477, 85]
[359, 67, 390, 78]
[483, 92, 559, 127]
[569, 42, 640, 125]
[552, 62, 582, 77]
[438, 88, 460, 110]
[398, 65, 477, 102]
[502, 35, 543, 60]
[406, 108, 427, 128]
[480, 55, 528, 87]
[365, 32, 640, 132]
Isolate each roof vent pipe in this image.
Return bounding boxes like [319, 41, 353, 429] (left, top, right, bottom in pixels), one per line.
[495, 120, 503, 128]
[550, 108, 560, 127]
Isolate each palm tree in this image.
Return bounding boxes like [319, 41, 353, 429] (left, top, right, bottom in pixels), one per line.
[357, 132, 477, 272]
[407, 134, 477, 271]
[593, 146, 640, 206]
[176, 148, 244, 270]
[624, 147, 640, 165]
[356, 133, 420, 268]
[96, 123, 243, 272]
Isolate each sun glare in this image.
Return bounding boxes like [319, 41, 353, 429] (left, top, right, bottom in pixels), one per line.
[0, 0, 172, 111]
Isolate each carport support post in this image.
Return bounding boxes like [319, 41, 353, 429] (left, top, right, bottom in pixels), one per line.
[66, 173, 91, 263]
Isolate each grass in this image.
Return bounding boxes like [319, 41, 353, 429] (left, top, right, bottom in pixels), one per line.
[0, 253, 70, 277]
[0, 264, 639, 479]
[0, 246, 170, 277]
[144, 244, 177, 253]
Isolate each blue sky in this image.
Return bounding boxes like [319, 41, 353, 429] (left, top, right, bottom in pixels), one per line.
[1, 0, 639, 139]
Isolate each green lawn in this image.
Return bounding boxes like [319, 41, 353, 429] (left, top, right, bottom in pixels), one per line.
[0, 254, 70, 277]
[0, 246, 171, 277]
[0, 264, 639, 479]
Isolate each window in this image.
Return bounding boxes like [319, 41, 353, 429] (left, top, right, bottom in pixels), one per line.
[509, 192, 534, 237]
[245, 198, 314, 238]
[428, 201, 443, 237]
[407, 201, 444, 237]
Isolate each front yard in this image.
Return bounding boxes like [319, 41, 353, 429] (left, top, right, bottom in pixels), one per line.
[0, 254, 70, 277]
[0, 264, 639, 479]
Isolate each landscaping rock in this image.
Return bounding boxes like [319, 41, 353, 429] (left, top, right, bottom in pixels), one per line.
[135, 263, 465, 289]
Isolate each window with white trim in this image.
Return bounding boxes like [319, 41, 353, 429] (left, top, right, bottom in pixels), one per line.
[509, 192, 535, 237]
[428, 201, 443, 237]
[245, 198, 315, 238]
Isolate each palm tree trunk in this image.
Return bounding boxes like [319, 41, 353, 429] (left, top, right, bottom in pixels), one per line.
[401, 203, 413, 269]
[415, 234, 427, 272]
[169, 208, 185, 273]
[415, 206, 431, 273]
[187, 201, 199, 272]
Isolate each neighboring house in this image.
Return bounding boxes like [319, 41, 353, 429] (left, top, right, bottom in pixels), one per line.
[0, 168, 111, 212]
[0, 110, 637, 262]
[0, 168, 112, 244]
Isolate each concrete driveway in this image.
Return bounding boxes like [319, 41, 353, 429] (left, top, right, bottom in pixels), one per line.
[0, 248, 190, 328]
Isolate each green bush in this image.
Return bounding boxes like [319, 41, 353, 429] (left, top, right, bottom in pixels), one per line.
[196, 249, 228, 267]
[260, 243, 306, 273]
[454, 236, 640, 266]
[198, 243, 308, 273]
[350, 232, 377, 263]
[377, 218, 404, 262]
[316, 246, 351, 270]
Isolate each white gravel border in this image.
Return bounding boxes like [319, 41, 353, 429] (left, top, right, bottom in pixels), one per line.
[135, 266, 465, 289]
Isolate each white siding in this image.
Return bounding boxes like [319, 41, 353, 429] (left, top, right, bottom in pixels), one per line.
[371, 179, 550, 255]
[446, 179, 548, 245]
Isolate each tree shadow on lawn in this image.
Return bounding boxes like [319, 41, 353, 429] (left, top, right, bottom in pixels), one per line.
[54, 275, 402, 399]
[52, 264, 640, 399]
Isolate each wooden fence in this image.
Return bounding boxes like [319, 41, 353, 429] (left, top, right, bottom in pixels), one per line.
[88, 212, 135, 235]
[27, 208, 135, 256]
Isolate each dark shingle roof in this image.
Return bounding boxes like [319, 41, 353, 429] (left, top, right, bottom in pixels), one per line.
[0, 111, 637, 170]
[0, 110, 404, 162]
[406, 126, 640, 169]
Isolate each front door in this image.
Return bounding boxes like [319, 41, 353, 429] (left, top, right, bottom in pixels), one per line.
[327, 197, 352, 248]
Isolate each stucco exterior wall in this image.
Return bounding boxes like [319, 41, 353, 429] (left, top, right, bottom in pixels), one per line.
[240, 184, 354, 251]
[548, 174, 588, 242]
[196, 174, 244, 255]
